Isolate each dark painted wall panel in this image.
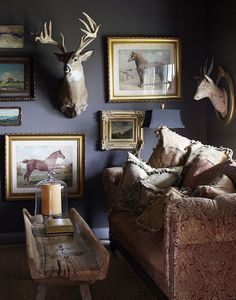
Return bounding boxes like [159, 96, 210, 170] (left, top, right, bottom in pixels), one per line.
[0, 0, 207, 234]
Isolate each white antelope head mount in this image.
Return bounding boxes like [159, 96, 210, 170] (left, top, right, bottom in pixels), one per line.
[194, 59, 228, 119]
[34, 12, 100, 118]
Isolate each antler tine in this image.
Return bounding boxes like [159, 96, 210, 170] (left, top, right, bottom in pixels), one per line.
[207, 58, 214, 76]
[35, 21, 66, 54]
[75, 13, 100, 55]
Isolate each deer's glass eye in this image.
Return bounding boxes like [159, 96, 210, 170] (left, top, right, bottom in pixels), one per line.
[74, 58, 78, 62]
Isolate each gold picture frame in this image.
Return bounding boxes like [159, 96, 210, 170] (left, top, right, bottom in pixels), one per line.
[5, 133, 85, 200]
[100, 110, 144, 150]
[108, 37, 181, 102]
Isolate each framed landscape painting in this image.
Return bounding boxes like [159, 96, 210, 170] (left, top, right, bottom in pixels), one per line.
[100, 110, 144, 150]
[0, 54, 35, 101]
[0, 25, 24, 48]
[108, 37, 181, 102]
[5, 134, 85, 200]
[0, 107, 21, 126]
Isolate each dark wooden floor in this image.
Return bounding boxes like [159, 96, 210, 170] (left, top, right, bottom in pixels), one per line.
[0, 244, 157, 300]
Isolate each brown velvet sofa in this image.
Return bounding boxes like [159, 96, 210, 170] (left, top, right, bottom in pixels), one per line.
[103, 127, 236, 300]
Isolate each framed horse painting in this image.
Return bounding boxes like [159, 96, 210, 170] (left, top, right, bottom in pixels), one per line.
[5, 134, 85, 200]
[107, 37, 181, 102]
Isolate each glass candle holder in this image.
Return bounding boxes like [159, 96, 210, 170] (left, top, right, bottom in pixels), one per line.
[34, 172, 68, 219]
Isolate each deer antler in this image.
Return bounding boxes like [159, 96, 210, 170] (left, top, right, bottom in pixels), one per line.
[35, 21, 66, 54]
[200, 58, 214, 76]
[75, 12, 101, 55]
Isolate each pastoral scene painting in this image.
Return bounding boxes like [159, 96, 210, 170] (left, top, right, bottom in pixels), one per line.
[110, 120, 134, 140]
[0, 107, 21, 126]
[0, 26, 24, 48]
[0, 63, 24, 93]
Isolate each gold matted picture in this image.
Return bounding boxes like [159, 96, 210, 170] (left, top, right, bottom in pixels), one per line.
[108, 37, 181, 102]
[5, 134, 85, 200]
[100, 110, 144, 150]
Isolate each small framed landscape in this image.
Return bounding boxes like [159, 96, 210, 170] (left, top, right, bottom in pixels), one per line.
[100, 110, 144, 150]
[0, 107, 21, 126]
[0, 53, 35, 101]
[108, 37, 181, 102]
[5, 134, 85, 200]
[0, 25, 24, 48]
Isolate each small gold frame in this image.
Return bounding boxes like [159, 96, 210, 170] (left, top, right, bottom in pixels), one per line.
[5, 133, 85, 200]
[100, 110, 144, 150]
[108, 37, 181, 102]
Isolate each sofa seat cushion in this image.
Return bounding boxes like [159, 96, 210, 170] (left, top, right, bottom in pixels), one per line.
[110, 212, 166, 276]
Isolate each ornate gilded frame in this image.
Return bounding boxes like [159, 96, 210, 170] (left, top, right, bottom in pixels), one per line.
[0, 53, 35, 101]
[215, 66, 235, 126]
[5, 133, 85, 200]
[100, 110, 144, 150]
[108, 37, 181, 102]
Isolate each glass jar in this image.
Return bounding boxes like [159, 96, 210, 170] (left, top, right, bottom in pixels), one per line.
[34, 171, 68, 219]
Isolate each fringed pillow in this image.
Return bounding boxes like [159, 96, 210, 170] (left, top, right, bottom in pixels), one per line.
[148, 126, 194, 168]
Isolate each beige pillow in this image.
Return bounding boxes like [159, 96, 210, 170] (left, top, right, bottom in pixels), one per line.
[136, 187, 183, 232]
[140, 166, 183, 191]
[193, 175, 236, 199]
[148, 126, 194, 168]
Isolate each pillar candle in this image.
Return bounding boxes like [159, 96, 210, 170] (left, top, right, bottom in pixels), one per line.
[41, 183, 62, 216]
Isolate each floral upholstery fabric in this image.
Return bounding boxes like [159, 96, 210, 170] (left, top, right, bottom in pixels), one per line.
[103, 167, 236, 300]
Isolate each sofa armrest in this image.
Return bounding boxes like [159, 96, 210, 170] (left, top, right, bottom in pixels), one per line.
[164, 194, 236, 300]
[164, 194, 236, 246]
[103, 167, 123, 210]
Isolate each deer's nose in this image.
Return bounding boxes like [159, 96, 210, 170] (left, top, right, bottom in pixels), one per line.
[64, 65, 71, 73]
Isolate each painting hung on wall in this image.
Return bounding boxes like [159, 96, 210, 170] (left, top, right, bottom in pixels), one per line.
[0, 26, 24, 48]
[0, 107, 21, 126]
[108, 37, 181, 102]
[0, 54, 35, 101]
[100, 110, 144, 150]
[5, 134, 85, 200]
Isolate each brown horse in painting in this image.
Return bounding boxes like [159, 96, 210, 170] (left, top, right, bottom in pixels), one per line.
[128, 51, 165, 88]
[22, 150, 65, 183]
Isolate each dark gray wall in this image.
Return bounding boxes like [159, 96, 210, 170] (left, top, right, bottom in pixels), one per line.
[206, 1, 236, 152]
[0, 0, 207, 235]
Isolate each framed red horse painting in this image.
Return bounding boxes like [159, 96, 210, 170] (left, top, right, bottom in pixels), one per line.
[5, 133, 85, 200]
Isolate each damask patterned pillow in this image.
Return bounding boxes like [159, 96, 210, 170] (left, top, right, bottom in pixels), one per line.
[136, 187, 184, 232]
[148, 126, 194, 168]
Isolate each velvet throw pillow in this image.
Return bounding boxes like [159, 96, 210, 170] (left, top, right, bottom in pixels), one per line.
[186, 159, 236, 189]
[183, 142, 233, 187]
[148, 126, 194, 168]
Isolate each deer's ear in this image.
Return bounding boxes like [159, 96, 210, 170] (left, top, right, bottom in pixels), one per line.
[204, 74, 213, 83]
[79, 50, 94, 62]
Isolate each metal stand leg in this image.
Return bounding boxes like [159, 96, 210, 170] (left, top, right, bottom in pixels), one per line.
[79, 283, 92, 300]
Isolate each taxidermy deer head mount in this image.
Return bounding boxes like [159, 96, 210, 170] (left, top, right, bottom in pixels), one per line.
[34, 12, 100, 118]
[194, 59, 227, 118]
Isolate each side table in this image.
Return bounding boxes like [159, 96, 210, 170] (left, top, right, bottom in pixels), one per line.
[23, 208, 110, 300]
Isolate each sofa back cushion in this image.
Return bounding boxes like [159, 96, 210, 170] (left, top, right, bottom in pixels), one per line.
[148, 126, 194, 168]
